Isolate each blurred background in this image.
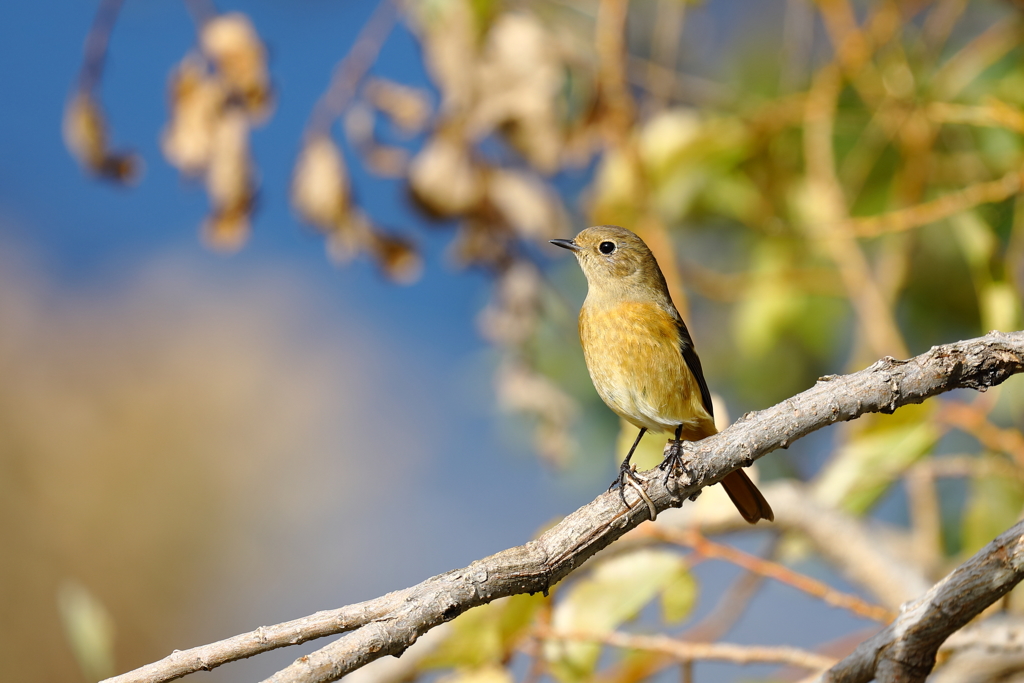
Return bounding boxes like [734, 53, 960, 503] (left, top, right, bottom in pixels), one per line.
[3, 0, 1024, 682]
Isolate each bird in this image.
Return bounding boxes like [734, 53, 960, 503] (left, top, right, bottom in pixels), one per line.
[550, 225, 773, 524]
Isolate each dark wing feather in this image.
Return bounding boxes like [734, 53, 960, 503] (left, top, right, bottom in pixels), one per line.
[676, 319, 714, 418]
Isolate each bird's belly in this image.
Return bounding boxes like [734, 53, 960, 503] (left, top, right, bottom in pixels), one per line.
[580, 302, 711, 435]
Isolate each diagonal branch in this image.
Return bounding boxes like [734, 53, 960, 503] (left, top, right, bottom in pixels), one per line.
[819, 518, 1024, 683]
[102, 331, 1024, 683]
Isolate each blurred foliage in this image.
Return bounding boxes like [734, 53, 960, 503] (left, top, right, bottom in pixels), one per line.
[65, 0, 1024, 680]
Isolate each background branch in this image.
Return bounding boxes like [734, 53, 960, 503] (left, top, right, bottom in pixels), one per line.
[820, 519, 1024, 683]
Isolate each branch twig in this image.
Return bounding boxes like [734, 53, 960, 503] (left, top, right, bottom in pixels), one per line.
[306, 0, 398, 136]
[77, 0, 125, 92]
[541, 629, 838, 672]
[819, 518, 1024, 683]
[102, 331, 1024, 683]
[649, 528, 894, 623]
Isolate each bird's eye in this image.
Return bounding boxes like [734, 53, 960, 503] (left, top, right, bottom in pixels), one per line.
[599, 241, 616, 254]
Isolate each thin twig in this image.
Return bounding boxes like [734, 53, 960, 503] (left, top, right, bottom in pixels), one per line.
[306, 0, 398, 136]
[803, 63, 909, 360]
[541, 629, 837, 671]
[679, 540, 773, 643]
[848, 168, 1024, 238]
[904, 463, 943, 576]
[931, 16, 1024, 101]
[914, 454, 1024, 483]
[651, 529, 894, 623]
[594, 0, 633, 139]
[77, 0, 125, 92]
[939, 399, 1024, 467]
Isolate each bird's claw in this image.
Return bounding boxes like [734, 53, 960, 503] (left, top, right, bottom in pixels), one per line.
[609, 461, 638, 501]
[610, 462, 657, 521]
[659, 439, 695, 488]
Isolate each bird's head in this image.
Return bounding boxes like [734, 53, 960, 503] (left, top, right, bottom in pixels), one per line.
[550, 225, 668, 299]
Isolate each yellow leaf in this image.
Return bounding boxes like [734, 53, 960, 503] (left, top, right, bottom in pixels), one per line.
[547, 549, 685, 682]
[661, 567, 698, 623]
[963, 470, 1024, 556]
[813, 404, 939, 513]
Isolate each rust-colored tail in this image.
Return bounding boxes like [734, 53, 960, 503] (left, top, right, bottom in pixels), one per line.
[720, 469, 774, 524]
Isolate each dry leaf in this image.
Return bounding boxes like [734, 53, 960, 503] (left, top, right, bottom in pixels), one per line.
[292, 134, 349, 230]
[470, 13, 564, 172]
[369, 233, 423, 284]
[200, 12, 272, 116]
[63, 92, 140, 183]
[203, 107, 254, 251]
[364, 78, 432, 134]
[409, 136, 483, 216]
[487, 169, 565, 241]
[162, 57, 226, 175]
[412, 0, 477, 114]
[478, 261, 542, 346]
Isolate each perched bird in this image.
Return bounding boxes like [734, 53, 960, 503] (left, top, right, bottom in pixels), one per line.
[550, 225, 773, 524]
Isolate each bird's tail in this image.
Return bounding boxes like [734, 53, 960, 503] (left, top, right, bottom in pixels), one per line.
[720, 469, 774, 524]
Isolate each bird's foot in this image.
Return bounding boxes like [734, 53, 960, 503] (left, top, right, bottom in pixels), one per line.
[659, 440, 696, 491]
[609, 461, 657, 520]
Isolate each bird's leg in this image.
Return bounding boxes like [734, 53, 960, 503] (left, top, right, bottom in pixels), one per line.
[610, 427, 647, 508]
[660, 425, 695, 488]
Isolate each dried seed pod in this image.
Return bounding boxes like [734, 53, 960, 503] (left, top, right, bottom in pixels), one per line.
[203, 206, 251, 253]
[200, 12, 272, 116]
[162, 57, 226, 175]
[291, 134, 349, 230]
[63, 91, 140, 183]
[344, 104, 408, 178]
[203, 107, 254, 252]
[487, 169, 566, 241]
[449, 220, 513, 269]
[325, 209, 374, 265]
[495, 359, 577, 466]
[368, 232, 423, 284]
[364, 78, 432, 134]
[469, 13, 564, 172]
[408, 136, 483, 217]
[478, 261, 542, 346]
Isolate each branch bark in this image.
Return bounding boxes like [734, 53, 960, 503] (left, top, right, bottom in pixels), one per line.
[819, 519, 1024, 683]
[102, 331, 1024, 683]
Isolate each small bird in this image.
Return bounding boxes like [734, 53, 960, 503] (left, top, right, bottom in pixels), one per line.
[550, 225, 773, 524]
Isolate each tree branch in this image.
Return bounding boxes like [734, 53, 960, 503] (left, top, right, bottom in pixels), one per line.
[102, 331, 1024, 683]
[819, 518, 1024, 683]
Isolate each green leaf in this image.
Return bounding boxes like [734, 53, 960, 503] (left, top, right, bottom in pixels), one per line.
[733, 241, 804, 358]
[546, 549, 686, 683]
[814, 404, 939, 513]
[57, 580, 115, 683]
[963, 469, 1024, 556]
[661, 567, 698, 623]
[424, 593, 546, 669]
[980, 281, 1021, 332]
[437, 664, 514, 683]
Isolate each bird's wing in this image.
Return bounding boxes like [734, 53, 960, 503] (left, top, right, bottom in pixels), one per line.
[676, 318, 714, 419]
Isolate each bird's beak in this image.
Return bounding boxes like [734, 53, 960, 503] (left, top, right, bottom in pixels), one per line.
[549, 238, 581, 252]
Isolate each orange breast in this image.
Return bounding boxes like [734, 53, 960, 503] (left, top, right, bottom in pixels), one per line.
[579, 300, 714, 437]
